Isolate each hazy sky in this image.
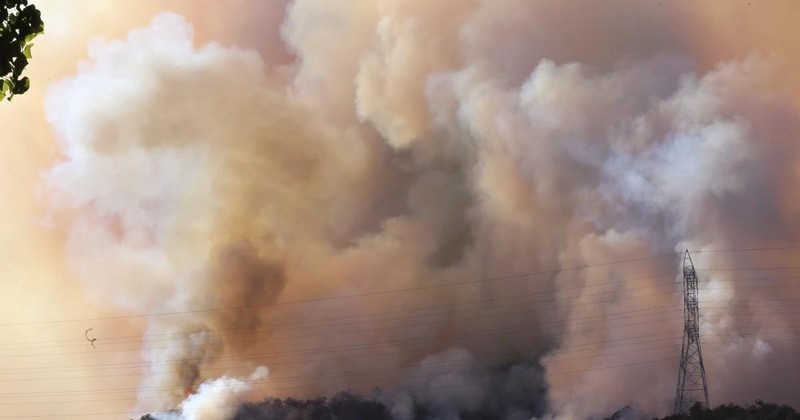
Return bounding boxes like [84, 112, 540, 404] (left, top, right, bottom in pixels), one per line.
[2, 2, 800, 419]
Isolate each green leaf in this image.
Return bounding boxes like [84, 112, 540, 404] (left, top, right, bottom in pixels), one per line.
[22, 42, 29, 58]
[23, 31, 37, 43]
[0, 78, 11, 100]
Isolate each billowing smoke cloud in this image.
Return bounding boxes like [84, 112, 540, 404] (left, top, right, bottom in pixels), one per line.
[156, 366, 269, 420]
[41, 1, 800, 419]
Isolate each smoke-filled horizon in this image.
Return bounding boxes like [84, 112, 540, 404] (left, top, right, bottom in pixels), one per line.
[3, 1, 800, 419]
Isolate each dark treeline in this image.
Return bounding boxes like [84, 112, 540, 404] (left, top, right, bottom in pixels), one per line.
[137, 389, 544, 420]
[605, 400, 800, 420]
[139, 396, 799, 419]
[232, 392, 392, 420]
[660, 400, 800, 420]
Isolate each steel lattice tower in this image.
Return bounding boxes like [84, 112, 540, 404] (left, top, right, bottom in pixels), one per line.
[673, 250, 710, 414]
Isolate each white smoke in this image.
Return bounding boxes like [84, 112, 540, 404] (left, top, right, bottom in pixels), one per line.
[156, 366, 269, 420]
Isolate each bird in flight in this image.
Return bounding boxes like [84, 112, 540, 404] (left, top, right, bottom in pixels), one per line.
[84, 328, 97, 349]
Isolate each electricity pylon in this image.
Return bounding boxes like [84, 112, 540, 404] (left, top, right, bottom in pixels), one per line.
[673, 250, 710, 414]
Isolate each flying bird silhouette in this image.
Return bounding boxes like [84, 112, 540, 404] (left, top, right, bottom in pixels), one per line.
[84, 328, 97, 349]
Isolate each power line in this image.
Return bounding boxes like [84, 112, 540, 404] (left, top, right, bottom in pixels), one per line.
[0, 353, 686, 418]
[3, 247, 798, 334]
[702, 266, 800, 272]
[0, 311, 688, 382]
[0, 252, 682, 327]
[0, 324, 679, 374]
[0, 339, 687, 401]
[0, 344, 689, 407]
[1, 286, 797, 368]
[0, 324, 688, 396]
[6, 321, 800, 384]
[14, 294, 800, 361]
[0, 302, 682, 358]
[3, 318, 798, 391]
[691, 246, 800, 253]
[0, 248, 796, 331]
[8, 269, 800, 352]
[4, 250, 800, 416]
[0, 292, 796, 380]
[0, 324, 683, 375]
[0, 271, 680, 350]
[1, 327, 796, 404]
[5, 271, 800, 355]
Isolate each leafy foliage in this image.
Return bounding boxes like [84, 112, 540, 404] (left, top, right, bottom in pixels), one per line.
[0, 0, 43, 101]
[139, 396, 800, 420]
[605, 401, 800, 420]
[658, 401, 800, 420]
[136, 392, 392, 420]
[233, 391, 393, 420]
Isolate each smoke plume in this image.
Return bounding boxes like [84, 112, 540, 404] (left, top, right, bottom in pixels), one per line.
[34, 1, 800, 419]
